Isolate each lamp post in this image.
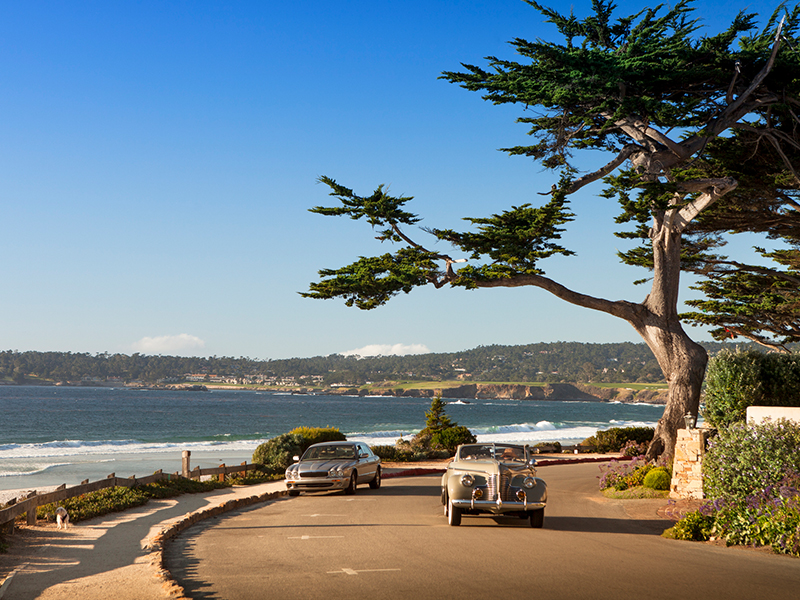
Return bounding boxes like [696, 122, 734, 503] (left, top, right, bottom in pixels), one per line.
[684, 412, 696, 430]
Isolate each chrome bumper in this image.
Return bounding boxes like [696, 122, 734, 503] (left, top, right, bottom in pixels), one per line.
[451, 498, 545, 513]
[286, 478, 347, 490]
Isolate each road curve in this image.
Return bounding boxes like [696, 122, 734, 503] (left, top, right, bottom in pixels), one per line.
[164, 463, 800, 600]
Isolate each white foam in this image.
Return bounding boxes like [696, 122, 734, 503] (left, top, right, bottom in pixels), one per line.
[0, 438, 267, 460]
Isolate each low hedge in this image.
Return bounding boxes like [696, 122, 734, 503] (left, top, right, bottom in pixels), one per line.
[585, 426, 654, 453]
[704, 349, 800, 428]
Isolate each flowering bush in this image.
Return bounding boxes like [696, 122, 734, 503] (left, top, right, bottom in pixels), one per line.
[703, 420, 800, 501]
[669, 420, 800, 556]
[702, 471, 800, 555]
[598, 457, 653, 491]
[621, 439, 648, 457]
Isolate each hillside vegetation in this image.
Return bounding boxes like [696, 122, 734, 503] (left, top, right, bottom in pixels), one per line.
[0, 341, 781, 387]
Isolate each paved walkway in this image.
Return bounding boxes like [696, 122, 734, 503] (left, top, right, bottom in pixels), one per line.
[0, 480, 287, 600]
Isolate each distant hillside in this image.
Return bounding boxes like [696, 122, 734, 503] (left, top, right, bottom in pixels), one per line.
[0, 341, 780, 386]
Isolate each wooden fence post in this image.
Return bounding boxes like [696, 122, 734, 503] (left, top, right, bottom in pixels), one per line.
[219, 464, 226, 483]
[182, 451, 191, 478]
[26, 491, 37, 526]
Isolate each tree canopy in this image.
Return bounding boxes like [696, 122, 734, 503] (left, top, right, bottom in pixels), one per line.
[305, 0, 800, 458]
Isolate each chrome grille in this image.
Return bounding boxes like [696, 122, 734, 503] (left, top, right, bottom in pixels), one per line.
[301, 471, 329, 478]
[499, 472, 513, 501]
[485, 474, 497, 500]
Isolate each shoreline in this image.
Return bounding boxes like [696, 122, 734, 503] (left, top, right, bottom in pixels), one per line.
[1, 380, 669, 404]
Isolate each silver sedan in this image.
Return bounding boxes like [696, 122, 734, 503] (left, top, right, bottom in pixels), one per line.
[285, 441, 381, 496]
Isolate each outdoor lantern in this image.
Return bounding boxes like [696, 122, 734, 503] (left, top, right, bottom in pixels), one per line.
[684, 412, 696, 430]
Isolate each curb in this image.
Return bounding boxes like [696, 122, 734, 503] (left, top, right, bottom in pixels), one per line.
[536, 456, 633, 467]
[145, 488, 288, 599]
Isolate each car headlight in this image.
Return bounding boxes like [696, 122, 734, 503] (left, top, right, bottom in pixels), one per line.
[460, 473, 475, 487]
[328, 466, 345, 477]
[523, 477, 536, 489]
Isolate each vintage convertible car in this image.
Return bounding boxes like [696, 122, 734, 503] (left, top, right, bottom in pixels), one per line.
[285, 441, 381, 496]
[441, 443, 547, 527]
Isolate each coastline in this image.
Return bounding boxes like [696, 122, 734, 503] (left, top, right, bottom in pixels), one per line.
[0, 380, 668, 404]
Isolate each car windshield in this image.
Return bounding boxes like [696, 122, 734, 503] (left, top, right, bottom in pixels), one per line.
[458, 444, 526, 462]
[302, 445, 356, 460]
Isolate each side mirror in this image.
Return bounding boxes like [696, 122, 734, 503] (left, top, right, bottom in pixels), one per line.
[293, 455, 300, 462]
[359, 452, 368, 459]
[527, 458, 537, 468]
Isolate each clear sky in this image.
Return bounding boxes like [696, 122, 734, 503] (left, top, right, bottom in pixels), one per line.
[0, 0, 788, 359]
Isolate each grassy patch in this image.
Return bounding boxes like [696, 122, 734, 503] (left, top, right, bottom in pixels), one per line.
[588, 383, 668, 390]
[601, 486, 669, 499]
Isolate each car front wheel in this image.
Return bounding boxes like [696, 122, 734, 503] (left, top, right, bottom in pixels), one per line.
[530, 508, 544, 528]
[447, 498, 462, 526]
[345, 471, 357, 495]
[369, 466, 381, 489]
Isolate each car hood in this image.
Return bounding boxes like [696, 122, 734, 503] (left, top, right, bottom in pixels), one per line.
[296, 459, 355, 473]
[452, 459, 534, 475]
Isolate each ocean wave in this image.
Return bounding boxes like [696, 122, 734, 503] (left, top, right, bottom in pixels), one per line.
[0, 462, 72, 478]
[348, 418, 659, 447]
[0, 438, 267, 460]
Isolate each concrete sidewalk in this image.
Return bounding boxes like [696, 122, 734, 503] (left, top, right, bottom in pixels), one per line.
[0, 480, 288, 600]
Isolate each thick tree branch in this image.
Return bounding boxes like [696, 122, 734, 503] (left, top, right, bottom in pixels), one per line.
[565, 144, 642, 194]
[675, 177, 739, 231]
[472, 272, 645, 323]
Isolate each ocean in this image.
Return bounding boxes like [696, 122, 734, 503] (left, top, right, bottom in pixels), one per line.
[0, 385, 665, 491]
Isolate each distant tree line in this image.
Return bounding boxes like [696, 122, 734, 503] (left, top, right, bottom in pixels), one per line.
[1, 341, 788, 386]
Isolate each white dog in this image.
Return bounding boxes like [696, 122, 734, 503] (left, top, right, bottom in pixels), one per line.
[55, 506, 69, 530]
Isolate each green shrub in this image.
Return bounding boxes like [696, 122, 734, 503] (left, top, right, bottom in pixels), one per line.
[289, 426, 347, 446]
[643, 467, 671, 490]
[432, 425, 476, 452]
[703, 420, 800, 502]
[704, 349, 800, 428]
[253, 432, 305, 474]
[252, 427, 347, 474]
[37, 486, 150, 523]
[593, 427, 654, 453]
[139, 477, 228, 499]
[533, 441, 562, 452]
[663, 510, 714, 541]
[371, 444, 414, 462]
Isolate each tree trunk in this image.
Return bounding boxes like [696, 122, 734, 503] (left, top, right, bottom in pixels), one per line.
[634, 317, 708, 460]
[635, 209, 709, 460]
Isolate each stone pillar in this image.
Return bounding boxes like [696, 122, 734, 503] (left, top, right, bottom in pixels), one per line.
[669, 427, 710, 500]
[182, 451, 191, 478]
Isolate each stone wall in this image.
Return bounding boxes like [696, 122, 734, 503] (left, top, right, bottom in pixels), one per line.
[669, 427, 710, 500]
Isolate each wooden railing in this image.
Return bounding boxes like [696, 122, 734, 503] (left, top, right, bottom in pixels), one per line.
[0, 461, 262, 534]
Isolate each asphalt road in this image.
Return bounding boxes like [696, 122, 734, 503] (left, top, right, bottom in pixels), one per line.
[164, 463, 800, 600]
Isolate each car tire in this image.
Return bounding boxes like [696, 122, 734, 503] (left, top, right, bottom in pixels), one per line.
[288, 490, 300, 497]
[368, 466, 381, 489]
[529, 508, 544, 528]
[345, 471, 357, 495]
[447, 498, 462, 526]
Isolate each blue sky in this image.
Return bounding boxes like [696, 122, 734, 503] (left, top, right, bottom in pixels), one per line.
[0, 0, 788, 359]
